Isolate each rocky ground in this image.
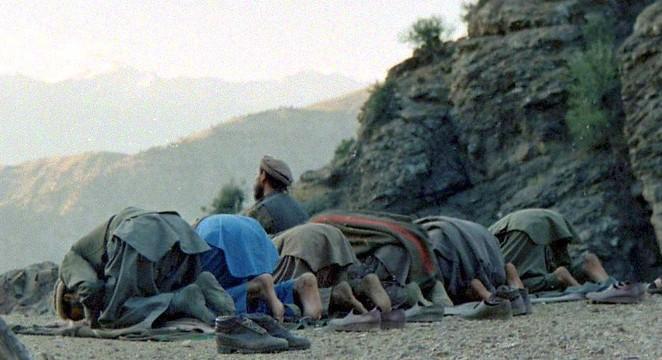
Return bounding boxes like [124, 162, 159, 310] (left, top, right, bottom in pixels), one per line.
[5, 295, 661, 360]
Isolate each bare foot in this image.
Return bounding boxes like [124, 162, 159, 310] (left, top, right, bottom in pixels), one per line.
[250, 274, 285, 322]
[582, 253, 610, 283]
[505, 263, 525, 289]
[294, 273, 322, 320]
[469, 279, 493, 303]
[358, 274, 392, 313]
[331, 281, 368, 314]
[553, 266, 580, 287]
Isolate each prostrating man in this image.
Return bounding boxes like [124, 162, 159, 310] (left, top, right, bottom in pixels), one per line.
[195, 215, 322, 322]
[55, 207, 310, 354]
[57, 207, 234, 329]
[311, 210, 449, 323]
[489, 208, 642, 302]
[415, 216, 531, 319]
[244, 155, 309, 235]
[272, 223, 392, 316]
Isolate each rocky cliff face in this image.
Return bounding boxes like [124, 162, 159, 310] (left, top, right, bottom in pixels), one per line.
[296, 0, 660, 279]
[620, 1, 662, 256]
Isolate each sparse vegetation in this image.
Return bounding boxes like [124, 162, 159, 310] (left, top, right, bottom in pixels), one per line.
[565, 16, 621, 149]
[358, 80, 398, 133]
[333, 138, 356, 163]
[399, 16, 454, 49]
[202, 181, 245, 214]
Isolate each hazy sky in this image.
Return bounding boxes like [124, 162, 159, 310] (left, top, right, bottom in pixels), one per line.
[0, 1, 466, 83]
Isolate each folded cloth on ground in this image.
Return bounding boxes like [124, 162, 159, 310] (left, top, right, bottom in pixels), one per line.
[10, 318, 214, 342]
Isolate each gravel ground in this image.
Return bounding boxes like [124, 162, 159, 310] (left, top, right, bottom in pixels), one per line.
[5, 295, 661, 360]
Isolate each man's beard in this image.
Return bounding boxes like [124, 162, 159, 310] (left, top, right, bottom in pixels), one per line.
[253, 182, 264, 201]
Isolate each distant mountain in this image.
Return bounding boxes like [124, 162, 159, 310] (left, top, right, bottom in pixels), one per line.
[0, 90, 367, 272]
[0, 68, 364, 165]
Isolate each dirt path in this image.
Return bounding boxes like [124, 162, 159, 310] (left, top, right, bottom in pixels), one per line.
[5, 296, 661, 359]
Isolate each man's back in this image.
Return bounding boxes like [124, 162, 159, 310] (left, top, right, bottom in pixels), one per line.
[246, 192, 309, 235]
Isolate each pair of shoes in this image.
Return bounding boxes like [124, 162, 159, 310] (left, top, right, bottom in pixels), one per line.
[327, 308, 380, 331]
[458, 297, 512, 320]
[215, 314, 309, 354]
[509, 288, 533, 316]
[586, 282, 647, 304]
[404, 303, 445, 323]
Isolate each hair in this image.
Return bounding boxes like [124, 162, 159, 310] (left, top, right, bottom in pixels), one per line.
[264, 171, 289, 192]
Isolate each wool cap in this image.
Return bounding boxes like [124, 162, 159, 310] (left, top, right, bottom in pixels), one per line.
[260, 155, 293, 186]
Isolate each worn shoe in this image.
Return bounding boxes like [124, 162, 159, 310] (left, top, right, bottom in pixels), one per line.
[380, 309, 406, 329]
[647, 278, 662, 295]
[458, 298, 512, 320]
[521, 288, 533, 315]
[586, 282, 647, 304]
[245, 313, 311, 350]
[404, 303, 445, 322]
[327, 308, 381, 332]
[215, 315, 289, 354]
[507, 288, 532, 316]
[495, 285, 520, 301]
[565, 277, 618, 297]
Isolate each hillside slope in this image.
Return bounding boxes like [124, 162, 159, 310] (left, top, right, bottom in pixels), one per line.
[0, 91, 365, 272]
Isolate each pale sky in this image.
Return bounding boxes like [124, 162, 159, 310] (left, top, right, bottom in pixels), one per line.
[0, 1, 466, 83]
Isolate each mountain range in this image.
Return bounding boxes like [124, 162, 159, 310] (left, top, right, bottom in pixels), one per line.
[0, 68, 364, 165]
[0, 89, 368, 272]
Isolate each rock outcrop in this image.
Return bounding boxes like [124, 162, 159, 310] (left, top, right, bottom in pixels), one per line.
[0, 262, 58, 315]
[620, 1, 662, 254]
[296, 0, 660, 279]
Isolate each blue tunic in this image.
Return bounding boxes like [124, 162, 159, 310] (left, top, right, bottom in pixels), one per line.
[197, 215, 294, 315]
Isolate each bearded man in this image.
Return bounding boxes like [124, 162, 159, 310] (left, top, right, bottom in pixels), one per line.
[244, 155, 309, 235]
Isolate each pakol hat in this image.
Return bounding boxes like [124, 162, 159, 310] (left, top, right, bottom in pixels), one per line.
[260, 155, 293, 186]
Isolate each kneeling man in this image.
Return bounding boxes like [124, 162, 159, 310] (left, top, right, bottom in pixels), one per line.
[195, 215, 322, 322]
[57, 207, 234, 329]
[489, 208, 626, 299]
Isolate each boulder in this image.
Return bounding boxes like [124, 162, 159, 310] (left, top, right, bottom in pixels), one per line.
[0, 262, 58, 315]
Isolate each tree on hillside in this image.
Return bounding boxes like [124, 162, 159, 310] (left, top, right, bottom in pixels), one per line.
[399, 15, 454, 49]
[202, 181, 245, 214]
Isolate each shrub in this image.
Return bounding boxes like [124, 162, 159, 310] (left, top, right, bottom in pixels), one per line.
[399, 16, 454, 49]
[565, 16, 620, 149]
[202, 182, 245, 214]
[358, 80, 398, 133]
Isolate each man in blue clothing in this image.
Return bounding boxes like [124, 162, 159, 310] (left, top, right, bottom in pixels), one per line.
[195, 214, 321, 322]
